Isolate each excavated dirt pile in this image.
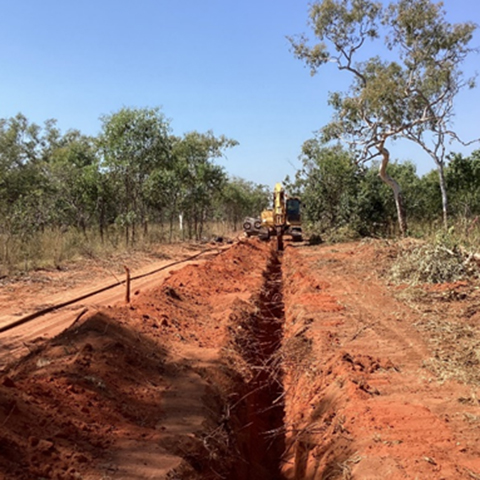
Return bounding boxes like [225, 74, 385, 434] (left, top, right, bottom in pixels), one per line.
[0, 239, 289, 479]
[1, 238, 480, 479]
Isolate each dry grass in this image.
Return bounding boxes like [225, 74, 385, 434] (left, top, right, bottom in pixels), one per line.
[390, 241, 479, 285]
[1, 227, 143, 275]
[388, 234, 480, 386]
[0, 221, 234, 277]
[415, 316, 480, 385]
[279, 334, 313, 368]
[323, 226, 361, 244]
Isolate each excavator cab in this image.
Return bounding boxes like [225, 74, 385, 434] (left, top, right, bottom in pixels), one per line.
[286, 197, 303, 242]
[286, 198, 301, 223]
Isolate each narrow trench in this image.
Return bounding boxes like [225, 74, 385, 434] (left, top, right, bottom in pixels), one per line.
[229, 249, 287, 480]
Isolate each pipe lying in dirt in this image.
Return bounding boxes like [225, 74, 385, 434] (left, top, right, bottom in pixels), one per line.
[0, 246, 226, 334]
[225, 249, 287, 480]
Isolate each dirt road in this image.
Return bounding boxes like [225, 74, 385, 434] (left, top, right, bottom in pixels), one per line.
[0, 238, 479, 479]
[0, 244, 222, 364]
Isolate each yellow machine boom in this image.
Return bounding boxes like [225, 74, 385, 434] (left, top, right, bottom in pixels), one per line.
[243, 183, 302, 251]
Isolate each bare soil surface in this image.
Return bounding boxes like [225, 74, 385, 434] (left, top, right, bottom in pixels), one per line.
[0, 243, 222, 363]
[1, 238, 480, 479]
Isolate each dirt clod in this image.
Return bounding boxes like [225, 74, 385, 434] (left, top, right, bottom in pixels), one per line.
[2, 377, 15, 388]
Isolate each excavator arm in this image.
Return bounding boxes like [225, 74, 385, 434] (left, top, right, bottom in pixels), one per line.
[242, 182, 302, 250]
[273, 183, 286, 251]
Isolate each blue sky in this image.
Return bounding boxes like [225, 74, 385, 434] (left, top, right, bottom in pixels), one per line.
[0, 1, 479, 188]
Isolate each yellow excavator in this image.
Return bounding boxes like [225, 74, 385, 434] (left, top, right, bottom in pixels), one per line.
[243, 183, 302, 251]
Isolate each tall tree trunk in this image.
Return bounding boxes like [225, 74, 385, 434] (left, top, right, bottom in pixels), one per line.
[199, 210, 204, 240]
[99, 205, 105, 244]
[378, 142, 408, 236]
[80, 219, 88, 239]
[169, 212, 175, 243]
[187, 217, 193, 240]
[194, 213, 199, 240]
[437, 164, 448, 230]
[178, 213, 183, 235]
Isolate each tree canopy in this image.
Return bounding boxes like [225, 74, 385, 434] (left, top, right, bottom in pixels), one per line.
[0, 108, 265, 272]
[289, 0, 477, 234]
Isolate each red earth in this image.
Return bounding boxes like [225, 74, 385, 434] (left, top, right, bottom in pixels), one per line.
[0, 238, 480, 479]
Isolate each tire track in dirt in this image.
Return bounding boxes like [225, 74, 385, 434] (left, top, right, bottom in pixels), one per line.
[280, 243, 480, 480]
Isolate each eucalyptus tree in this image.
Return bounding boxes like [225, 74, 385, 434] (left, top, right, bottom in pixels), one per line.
[172, 131, 238, 239]
[143, 166, 183, 240]
[388, 0, 478, 228]
[289, 0, 477, 235]
[294, 141, 360, 231]
[358, 159, 426, 233]
[445, 150, 480, 218]
[99, 107, 172, 245]
[0, 114, 49, 240]
[0, 114, 41, 205]
[48, 130, 102, 234]
[219, 178, 270, 231]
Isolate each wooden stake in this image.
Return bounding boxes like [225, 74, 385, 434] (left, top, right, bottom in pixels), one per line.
[124, 265, 131, 303]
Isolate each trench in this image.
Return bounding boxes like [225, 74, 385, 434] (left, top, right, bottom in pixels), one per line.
[227, 249, 287, 480]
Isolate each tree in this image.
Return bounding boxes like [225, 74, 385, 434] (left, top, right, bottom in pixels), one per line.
[143, 167, 182, 240]
[172, 131, 237, 239]
[289, 0, 476, 235]
[99, 107, 172, 245]
[445, 150, 480, 218]
[0, 115, 50, 239]
[0, 114, 42, 208]
[48, 130, 102, 234]
[219, 178, 270, 231]
[293, 141, 360, 231]
[388, 0, 478, 228]
[358, 159, 426, 234]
